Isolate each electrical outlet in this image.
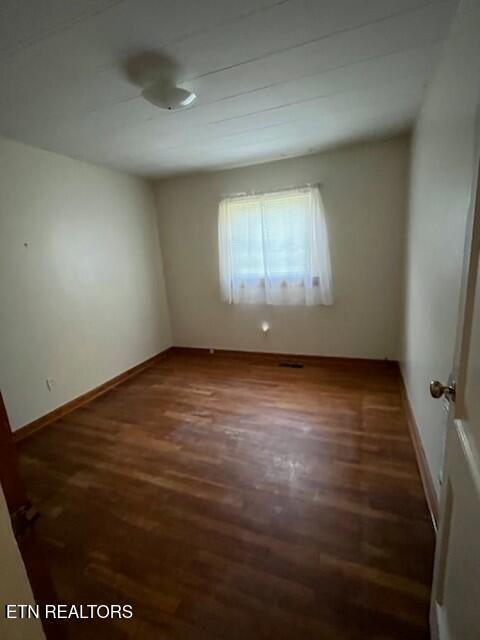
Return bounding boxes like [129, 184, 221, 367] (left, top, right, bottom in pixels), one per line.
[46, 378, 54, 391]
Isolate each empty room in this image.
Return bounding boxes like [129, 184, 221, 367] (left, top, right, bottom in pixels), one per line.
[1, 1, 480, 639]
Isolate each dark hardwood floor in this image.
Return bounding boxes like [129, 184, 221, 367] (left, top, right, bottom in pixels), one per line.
[18, 349, 434, 639]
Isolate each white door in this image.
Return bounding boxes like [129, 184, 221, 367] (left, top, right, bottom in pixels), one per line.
[429, 161, 480, 639]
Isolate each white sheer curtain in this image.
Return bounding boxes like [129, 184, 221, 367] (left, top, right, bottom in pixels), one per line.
[218, 186, 333, 306]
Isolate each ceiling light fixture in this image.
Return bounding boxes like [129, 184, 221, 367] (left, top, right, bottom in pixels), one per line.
[142, 81, 196, 111]
[124, 51, 196, 112]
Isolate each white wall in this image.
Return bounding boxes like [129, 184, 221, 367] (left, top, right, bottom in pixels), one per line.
[402, 0, 480, 498]
[154, 136, 409, 360]
[0, 137, 172, 431]
[0, 486, 44, 640]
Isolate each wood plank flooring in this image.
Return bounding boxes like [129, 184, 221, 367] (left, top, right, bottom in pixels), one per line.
[18, 349, 435, 639]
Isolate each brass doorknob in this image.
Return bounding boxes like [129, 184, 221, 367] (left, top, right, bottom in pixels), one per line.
[430, 380, 456, 401]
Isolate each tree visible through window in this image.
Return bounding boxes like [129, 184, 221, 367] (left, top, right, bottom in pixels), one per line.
[218, 187, 333, 306]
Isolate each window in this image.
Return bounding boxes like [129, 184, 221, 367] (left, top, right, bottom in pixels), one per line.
[218, 186, 333, 306]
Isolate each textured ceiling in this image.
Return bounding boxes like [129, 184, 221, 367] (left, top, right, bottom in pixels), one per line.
[0, 0, 458, 177]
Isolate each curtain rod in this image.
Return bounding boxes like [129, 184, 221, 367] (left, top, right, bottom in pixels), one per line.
[221, 182, 321, 199]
